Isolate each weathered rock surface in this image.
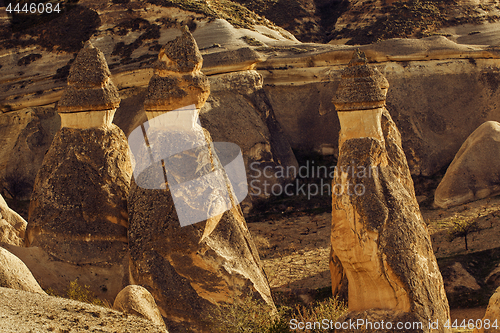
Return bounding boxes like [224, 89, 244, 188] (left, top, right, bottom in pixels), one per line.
[0, 287, 168, 333]
[435, 121, 500, 208]
[0, 247, 45, 294]
[0, 195, 27, 246]
[128, 28, 274, 332]
[26, 124, 132, 265]
[114, 285, 166, 329]
[474, 286, 500, 333]
[330, 51, 450, 331]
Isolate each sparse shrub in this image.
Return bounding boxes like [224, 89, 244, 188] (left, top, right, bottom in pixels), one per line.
[66, 279, 110, 308]
[294, 298, 346, 333]
[205, 295, 346, 333]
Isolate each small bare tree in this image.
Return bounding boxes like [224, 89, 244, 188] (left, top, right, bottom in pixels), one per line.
[448, 218, 481, 251]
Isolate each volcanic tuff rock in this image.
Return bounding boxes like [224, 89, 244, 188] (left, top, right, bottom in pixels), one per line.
[435, 121, 500, 208]
[128, 28, 274, 332]
[474, 286, 500, 333]
[330, 51, 450, 331]
[0, 195, 27, 246]
[25, 43, 132, 300]
[0, 287, 168, 333]
[0, 247, 45, 294]
[113, 285, 167, 329]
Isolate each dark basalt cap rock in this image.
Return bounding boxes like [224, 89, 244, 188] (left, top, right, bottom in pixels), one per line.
[144, 26, 209, 111]
[155, 25, 203, 73]
[58, 41, 120, 113]
[333, 49, 389, 112]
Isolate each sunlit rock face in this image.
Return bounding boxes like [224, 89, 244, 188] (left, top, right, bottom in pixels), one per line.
[435, 121, 500, 209]
[25, 42, 132, 299]
[330, 51, 450, 332]
[127, 27, 274, 333]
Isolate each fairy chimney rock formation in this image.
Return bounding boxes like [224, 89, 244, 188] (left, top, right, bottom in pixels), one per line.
[331, 51, 450, 332]
[57, 41, 120, 129]
[26, 42, 132, 278]
[128, 27, 274, 332]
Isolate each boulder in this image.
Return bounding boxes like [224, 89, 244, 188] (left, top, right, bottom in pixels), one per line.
[0, 194, 27, 246]
[113, 285, 166, 329]
[474, 286, 500, 333]
[128, 27, 275, 332]
[330, 51, 450, 332]
[0, 287, 168, 333]
[0, 247, 45, 294]
[435, 121, 500, 208]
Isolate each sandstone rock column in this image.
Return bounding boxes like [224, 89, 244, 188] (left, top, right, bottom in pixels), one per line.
[330, 50, 450, 332]
[25, 41, 132, 296]
[127, 27, 274, 333]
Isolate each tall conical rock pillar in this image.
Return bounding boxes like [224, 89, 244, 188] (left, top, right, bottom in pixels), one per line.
[127, 27, 274, 333]
[26, 42, 132, 293]
[330, 50, 450, 332]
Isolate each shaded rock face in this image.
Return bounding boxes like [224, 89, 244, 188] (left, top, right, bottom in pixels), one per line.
[435, 121, 500, 208]
[113, 285, 166, 329]
[200, 70, 298, 208]
[1, 107, 60, 202]
[474, 286, 500, 333]
[26, 125, 132, 265]
[0, 195, 27, 246]
[128, 28, 274, 333]
[0, 247, 45, 294]
[330, 51, 450, 331]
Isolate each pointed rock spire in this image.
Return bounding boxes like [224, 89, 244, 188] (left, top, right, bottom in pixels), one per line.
[58, 41, 120, 113]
